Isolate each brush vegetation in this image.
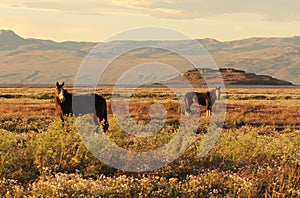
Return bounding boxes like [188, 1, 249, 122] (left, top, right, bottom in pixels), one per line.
[0, 86, 299, 197]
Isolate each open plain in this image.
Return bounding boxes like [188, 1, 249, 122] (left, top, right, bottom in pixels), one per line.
[0, 86, 299, 197]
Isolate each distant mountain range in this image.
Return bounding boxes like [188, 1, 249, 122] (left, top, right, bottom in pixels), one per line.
[0, 30, 298, 85]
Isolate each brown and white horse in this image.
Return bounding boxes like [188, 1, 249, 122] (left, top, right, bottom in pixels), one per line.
[55, 82, 109, 132]
[184, 87, 221, 117]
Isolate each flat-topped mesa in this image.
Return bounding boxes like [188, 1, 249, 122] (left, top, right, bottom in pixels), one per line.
[182, 68, 246, 75]
[219, 68, 245, 73]
[169, 68, 293, 86]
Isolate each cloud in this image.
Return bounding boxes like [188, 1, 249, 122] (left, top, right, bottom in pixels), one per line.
[1, 0, 300, 21]
[0, 0, 140, 16]
[117, 0, 300, 21]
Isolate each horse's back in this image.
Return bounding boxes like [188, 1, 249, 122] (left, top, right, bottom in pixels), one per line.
[185, 92, 196, 100]
[71, 93, 106, 114]
[194, 92, 208, 106]
[73, 93, 105, 102]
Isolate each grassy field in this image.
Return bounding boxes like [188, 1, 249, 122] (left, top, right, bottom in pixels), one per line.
[0, 86, 299, 197]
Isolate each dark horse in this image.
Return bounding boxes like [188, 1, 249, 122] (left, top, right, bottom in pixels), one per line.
[55, 82, 109, 132]
[184, 87, 221, 117]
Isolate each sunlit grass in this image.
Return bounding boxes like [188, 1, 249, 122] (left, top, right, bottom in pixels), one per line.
[1, 120, 299, 197]
[0, 86, 299, 197]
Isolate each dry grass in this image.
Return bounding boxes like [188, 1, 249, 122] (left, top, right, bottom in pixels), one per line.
[0, 86, 299, 197]
[0, 85, 299, 141]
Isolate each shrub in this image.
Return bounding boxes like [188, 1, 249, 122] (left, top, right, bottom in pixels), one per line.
[34, 117, 91, 173]
[208, 125, 300, 166]
[0, 130, 38, 182]
[31, 93, 54, 100]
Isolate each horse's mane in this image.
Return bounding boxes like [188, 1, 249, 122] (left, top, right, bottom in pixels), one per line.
[63, 88, 70, 94]
[64, 89, 72, 99]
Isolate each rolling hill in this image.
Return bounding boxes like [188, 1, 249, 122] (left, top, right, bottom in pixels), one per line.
[0, 30, 298, 85]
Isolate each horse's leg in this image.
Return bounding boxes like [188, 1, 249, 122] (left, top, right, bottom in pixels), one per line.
[96, 109, 109, 133]
[97, 116, 103, 132]
[184, 97, 188, 115]
[206, 108, 211, 117]
[185, 105, 192, 116]
[205, 99, 211, 117]
[207, 104, 212, 117]
[101, 107, 109, 132]
[90, 114, 100, 134]
[93, 114, 100, 125]
[97, 116, 108, 133]
[58, 112, 65, 126]
[184, 96, 192, 116]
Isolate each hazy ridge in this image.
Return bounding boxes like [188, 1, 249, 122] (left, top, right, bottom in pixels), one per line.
[0, 30, 298, 85]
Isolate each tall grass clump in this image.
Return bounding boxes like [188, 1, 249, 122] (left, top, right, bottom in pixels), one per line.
[33, 117, 106, 175]
[209, 125, 299, 166]
[35, 117, 79, 172]
[0, 129, 37, 182]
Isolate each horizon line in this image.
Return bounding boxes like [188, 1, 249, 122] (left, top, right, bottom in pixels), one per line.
[1, 29, 299, 43]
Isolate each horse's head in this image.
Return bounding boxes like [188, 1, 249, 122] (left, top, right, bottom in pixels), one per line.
[56, 82, 66, 103]
[215, 87, 221, 100]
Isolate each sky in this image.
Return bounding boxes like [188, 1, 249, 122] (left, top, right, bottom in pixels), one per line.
[1, 0, 300, 42]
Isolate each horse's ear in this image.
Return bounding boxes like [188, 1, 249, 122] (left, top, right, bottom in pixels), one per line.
[62, 82, 64, 86]
[56, 82, 59, 87]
